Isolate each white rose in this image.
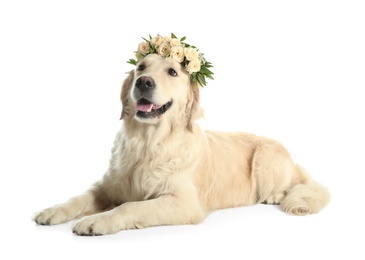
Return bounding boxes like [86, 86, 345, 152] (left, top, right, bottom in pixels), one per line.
[184, 47, 199, 61]
[186, 59, 201, 74]
[157, 41, 171, 57]
[170, 38, 181, 47]
[150, 35, 164, 48]
[137, 42, 150, 55]
[164, 36, 171, 43]
[170, 46, 185, 63]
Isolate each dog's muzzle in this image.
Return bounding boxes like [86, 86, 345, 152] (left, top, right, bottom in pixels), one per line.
[135, 98, 172, 119]
[133, 76, 172, 119]
[134, 76, 155, 100]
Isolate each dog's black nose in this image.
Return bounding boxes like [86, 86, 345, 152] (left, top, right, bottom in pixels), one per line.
[135, 76, 155, 92]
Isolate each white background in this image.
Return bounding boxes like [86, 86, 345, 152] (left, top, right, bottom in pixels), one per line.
[1, 0, 364, 259]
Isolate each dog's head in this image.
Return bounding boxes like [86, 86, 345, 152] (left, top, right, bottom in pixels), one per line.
[120, 54, 203, 131]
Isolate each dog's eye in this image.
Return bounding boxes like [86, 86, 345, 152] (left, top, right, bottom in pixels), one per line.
[137, 64, 146, 71]
[168, 68, 178, 77]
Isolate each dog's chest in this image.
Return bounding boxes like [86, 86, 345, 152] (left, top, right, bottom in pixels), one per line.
[104, 146, 188, 204]
[102, 128, 199, 204]
[128, 163, 174, 200]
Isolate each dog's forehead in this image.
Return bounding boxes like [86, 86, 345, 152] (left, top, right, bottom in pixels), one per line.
[140, 54, 182, 70]
[142, 53, 164, 64]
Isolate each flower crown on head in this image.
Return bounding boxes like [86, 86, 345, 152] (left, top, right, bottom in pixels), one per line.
[127, 33, 214, 87]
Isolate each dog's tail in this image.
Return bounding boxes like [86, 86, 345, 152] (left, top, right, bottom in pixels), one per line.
[280, 166, 330, 215]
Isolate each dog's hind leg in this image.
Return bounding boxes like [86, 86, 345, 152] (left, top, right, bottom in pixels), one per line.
[33, 183, 112, 225]
[250, 141, 295, 205]
[280, 166, 330, 215]
[250, 141, 330, 215]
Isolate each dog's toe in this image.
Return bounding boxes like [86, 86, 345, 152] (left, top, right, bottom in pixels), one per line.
[33, 207, 69, 225]
[72, 216, 107, 236]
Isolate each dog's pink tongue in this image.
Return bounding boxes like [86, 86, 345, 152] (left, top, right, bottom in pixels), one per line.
[137, 103, 154, 112]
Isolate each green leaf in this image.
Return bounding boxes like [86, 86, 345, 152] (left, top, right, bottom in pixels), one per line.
[171, 33, 177, 39]
[197, 73, 206, 87]
[200, 67, 213, 75]
[127, 59, 137, 65]
[205, 73, 214, 80]
[180, 36, 186, 42]
[204, 61, 213, 68]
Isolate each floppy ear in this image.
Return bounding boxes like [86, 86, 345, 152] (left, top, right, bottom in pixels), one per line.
[120, 70, 135, 120]
[186, 81, 204, 132]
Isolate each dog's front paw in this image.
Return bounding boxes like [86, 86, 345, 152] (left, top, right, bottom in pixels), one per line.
[72, 213, 120, 236]
[33, 207, 70, 225]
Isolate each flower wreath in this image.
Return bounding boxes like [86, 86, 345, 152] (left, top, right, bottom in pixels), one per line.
[127, 33, 214, 87]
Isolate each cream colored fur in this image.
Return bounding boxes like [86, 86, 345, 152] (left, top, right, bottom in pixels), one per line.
[34, 54, 330, 235]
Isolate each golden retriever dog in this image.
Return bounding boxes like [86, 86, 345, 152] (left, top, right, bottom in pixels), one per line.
[34, 53, 330, 235]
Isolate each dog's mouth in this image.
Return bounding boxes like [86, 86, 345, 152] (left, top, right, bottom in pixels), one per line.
[136, 98, 173, 119]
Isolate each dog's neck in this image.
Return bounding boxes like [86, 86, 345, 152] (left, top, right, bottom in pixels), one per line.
[124, 117, 190, 139]
[120, 117, 202, 167]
